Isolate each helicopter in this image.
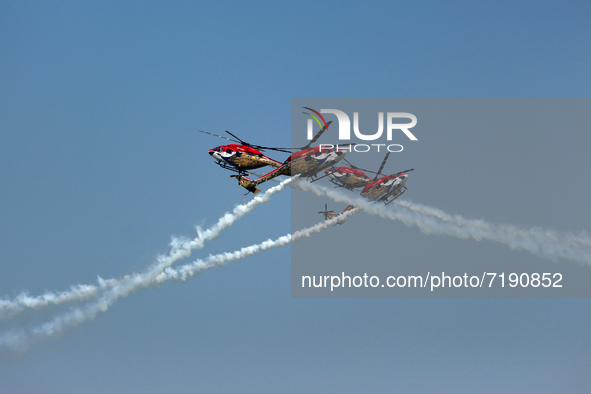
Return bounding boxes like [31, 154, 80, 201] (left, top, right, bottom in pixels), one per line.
[317, 203, 355, 225]
[317, 152, 414, 223]
[359, 152, 414, 204]
[309, 157, 377, 190]
[324, 166, 372, 189]
[233, 121, 351, 194]
[199, 129, 290, 175]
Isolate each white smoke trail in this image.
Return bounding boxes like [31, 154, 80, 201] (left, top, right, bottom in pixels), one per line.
[292, 179, 591, 266]
[155, 207, 359, 283]
[0, 177, 294, 320]
[395, 200, 591, 249]
[0, 211, 353, 350]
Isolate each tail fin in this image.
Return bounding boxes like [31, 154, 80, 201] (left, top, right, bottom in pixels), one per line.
[233, 175, 261, 194]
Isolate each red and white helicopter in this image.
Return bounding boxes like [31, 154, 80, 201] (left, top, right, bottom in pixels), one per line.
[199, 129, 290, 175]
[324, 166, 371, 190]
[234, 121, 352, 194]
[310, 157, 382, 190]
[317, 152, 414, 223]
[358, 152, 413, 204]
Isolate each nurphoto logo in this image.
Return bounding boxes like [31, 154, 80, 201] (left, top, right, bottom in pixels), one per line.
[303, 107, 418, 153]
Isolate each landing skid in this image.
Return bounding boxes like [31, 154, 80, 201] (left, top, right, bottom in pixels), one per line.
[328, 178, 357, 190]
[215, 161, 249, 176]
[385, 188, 406, 205]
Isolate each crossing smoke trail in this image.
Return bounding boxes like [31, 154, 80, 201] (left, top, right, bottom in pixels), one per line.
[0, 177, 295, 320]
[4, 173, 589, 350]
[0, 209, 356, 350]
[292, 179, 591, 266]
[155, 208, 358, 283]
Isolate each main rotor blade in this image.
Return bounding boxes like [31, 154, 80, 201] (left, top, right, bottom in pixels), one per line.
[224, 131, 292, 153]
[334, 142, 356, 147]
[309, 169, 335, 183]
[342, 158, 355, 167]
[394, 168, 414, 175]
[249, 145, 293, 153]
[317, 203, 334, 220]
[198, 130, 240, 144]
[302, 121, 333, 149]
[201, 126, 320, 154]
[225, 130, 247, 145]
[340, 158, 381, 176]
[374, 152, 390, 180]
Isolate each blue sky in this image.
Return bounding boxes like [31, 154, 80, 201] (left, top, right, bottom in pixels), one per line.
[1, 1, 590, 392]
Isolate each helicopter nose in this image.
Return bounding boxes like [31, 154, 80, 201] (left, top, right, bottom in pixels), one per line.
[331, 150, 346, 166]
[209, 150, 220, 161]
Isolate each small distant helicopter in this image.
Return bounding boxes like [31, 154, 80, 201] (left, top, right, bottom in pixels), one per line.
[234, 121, 352, 194]
[199, 130, 291, 175]
[317, 203, 354, 225]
